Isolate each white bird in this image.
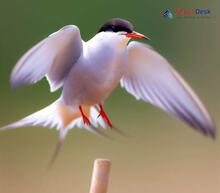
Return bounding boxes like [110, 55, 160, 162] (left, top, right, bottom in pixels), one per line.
[0, 18, 216, 163]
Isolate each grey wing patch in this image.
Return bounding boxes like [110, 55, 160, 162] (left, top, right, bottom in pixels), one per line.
[10, 25, 83, 92]
[10, 39, 48, 88]
[121, 41, 216, 138]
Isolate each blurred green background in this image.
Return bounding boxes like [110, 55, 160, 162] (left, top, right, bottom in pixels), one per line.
[0, 0, 219, 193]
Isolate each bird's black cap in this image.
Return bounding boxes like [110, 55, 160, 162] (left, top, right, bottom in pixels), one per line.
[98, 18, 133, 33]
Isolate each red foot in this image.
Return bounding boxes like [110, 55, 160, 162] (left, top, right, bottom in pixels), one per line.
[79, 106, 91, 125]
[98, 104, 113, 128]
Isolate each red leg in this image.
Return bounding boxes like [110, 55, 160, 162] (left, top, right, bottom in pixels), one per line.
[79, 106, 91, 125]
[98, 104, 113, 128]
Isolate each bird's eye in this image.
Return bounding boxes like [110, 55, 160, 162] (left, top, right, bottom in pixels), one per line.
[112, 26, 120, 32]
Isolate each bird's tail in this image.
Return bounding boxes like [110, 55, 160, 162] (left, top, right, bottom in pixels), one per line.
[0, 98, 109, 166]
[0, 98, 109, 132]
[1, 99, 64, 131]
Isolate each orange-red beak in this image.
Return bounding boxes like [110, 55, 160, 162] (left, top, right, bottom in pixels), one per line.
[126, 31, 150, 40]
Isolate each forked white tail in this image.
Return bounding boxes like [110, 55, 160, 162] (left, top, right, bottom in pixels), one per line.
[0, 99, 109, 166]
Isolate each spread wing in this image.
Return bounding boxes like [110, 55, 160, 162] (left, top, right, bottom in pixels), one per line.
[10, 25, 83, 92]
[121, 41, 216, 138]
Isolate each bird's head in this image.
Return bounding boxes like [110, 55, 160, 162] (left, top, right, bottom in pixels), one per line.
[98, 18, 150, 41]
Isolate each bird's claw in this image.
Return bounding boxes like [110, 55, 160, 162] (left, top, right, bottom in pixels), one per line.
[82, 114, 91, 125]
[79, 105, 91, 125]
[98, 105, 113, 128]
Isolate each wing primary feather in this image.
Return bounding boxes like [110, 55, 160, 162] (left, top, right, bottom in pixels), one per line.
[10, 25, 83, 92]
[121, 41, 216, 138]
[155, 82, 204, 133]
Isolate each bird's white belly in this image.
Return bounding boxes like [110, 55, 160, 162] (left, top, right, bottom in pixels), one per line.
[62, 45, 128, 107]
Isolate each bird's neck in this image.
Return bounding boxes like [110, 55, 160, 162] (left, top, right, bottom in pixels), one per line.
[89, 32, 130, 52]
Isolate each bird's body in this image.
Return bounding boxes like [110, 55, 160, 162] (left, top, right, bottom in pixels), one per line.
[0, 18, 216, 164]
[63, 32, 128, 107]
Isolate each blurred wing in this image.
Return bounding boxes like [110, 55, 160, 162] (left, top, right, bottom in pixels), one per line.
[11, 25, 83, 92]
[121, 41, 215, 138]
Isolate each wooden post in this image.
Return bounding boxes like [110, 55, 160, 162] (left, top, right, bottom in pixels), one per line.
[89, 159, 111, 193]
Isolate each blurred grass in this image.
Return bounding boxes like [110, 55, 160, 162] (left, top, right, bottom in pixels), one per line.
[0, 0, 219, 193]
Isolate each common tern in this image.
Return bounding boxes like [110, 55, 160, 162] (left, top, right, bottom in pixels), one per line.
[0, 18, 216, 163]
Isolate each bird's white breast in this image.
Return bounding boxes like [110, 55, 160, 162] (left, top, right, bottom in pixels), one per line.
[62, 33, 129, 107]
